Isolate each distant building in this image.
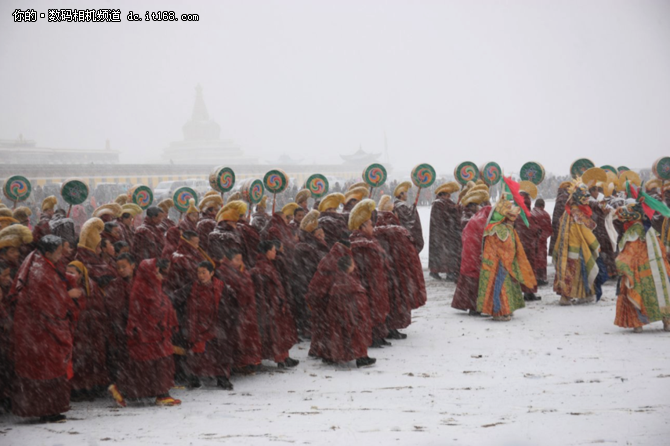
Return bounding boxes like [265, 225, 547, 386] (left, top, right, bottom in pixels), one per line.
[162, 84, 258, 165]
[0, 135, 119, 164]
[340, 148, 382, 167]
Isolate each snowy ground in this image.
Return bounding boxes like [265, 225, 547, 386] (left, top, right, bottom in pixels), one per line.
[2, 203, 669, 445]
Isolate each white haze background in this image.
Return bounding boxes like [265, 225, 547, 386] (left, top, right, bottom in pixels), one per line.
[1, 0, 669, 174]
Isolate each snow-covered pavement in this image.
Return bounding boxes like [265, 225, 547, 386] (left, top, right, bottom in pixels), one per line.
[1, 204, 668, 445]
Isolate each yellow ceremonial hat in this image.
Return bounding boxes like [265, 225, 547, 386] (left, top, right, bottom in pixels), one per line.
[216, 200, 248, 222]
[227, 191, 242, 203]
[518, 181, 538, 200]
[435, 182, 460, 195]
[186, 198, 199, 215]
[121, 203, 143, 217]
[318, 193, 345, 212]
[295, 189, 311, 204]
[42, 196, 58, 211]
[158, 199, 174, 213]
[393, 181, 412, 197]
[0, 209, 12, 218]
[300, 210, 320, 233]
[114, 194, 129, 205]
[344, 186, 370, 204]
[618, 171, 641, 191]
[347, 182, 370, 192]
[0, 224, 33, 249]
[378, 195, 394, 212]
[645, 179, 662, 191]
[348, 199, 376, 231]
[281, 202, 299, 216]
[199, 194, 224, 212]
[93, 203, 122, 219]
[581, 168, 607, 188]
[78, 218, 104, 250]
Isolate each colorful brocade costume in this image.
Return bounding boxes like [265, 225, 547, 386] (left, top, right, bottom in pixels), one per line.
[476, 194, 537, 318]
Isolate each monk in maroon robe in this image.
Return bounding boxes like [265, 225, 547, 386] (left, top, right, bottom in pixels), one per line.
[374, 207, 426, 339]
[393, 184, 424, 253]
[349, 199, 391, 347]
[532, 199, 553, 284]
[306, 241, 352, 358]
[12, 236, 83, 422]
[0, 261, 15, 410]
[116, 258, 180, 407]
[452, 206, 492, 314]
[549, 185, 570, 255]
[428, 184, 461, 281]
[30, 196, 57, 249]
[292, 211, 329, 335]
[133, 206, 166, 261]
[251, 198, 271, 233]
[186, 261, 234, 389]
[104, 253, 135, 388]
[263, 212, 298, 320]
[514, 192, 539, 301]
[67, 261, 110, 400]
[318, 193, 348, 248]
[250, 241, 299, 367]
[161, 226, 182, 258]
[196, 194, 223, 253]
[320, 255, 375, 367]
[237, 217, 261, 269]
[217, 249, 262, 370]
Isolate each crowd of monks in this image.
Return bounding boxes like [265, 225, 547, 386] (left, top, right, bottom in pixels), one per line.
[1, 169, 669, 424]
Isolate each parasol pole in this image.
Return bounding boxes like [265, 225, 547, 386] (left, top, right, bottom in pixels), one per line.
[67, 204, 72, 218]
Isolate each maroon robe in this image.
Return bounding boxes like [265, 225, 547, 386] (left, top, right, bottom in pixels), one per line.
[237, 220, 261, 269]
[306, 242, 352, 358]
[321, 271, 371, 362]
[31, 214, 52, 247]
[428, 196, 461, 275]
[263, 214, 297, 318]
[251, 211, 271, 233]
[319, 211, 349, 248]
[208, 221, 245, 264]
[375, 211, 427, 330]
[75, 246, 117, 289]
[394, 199, 424, 253]
[104, 275, 133, 383]
[452, 206, 491, 312]
[514, 195, 538, 294]
[250, 255, 298, 362]
[217, 262, 262, 367]
[162, 226, 182, 259]
[158, 217, 176, 234]
[71, 277, 109, 391]
[133, 221, 165, 261]
[12, 252, 79, 417]
[292, 231, 329, 333]
[196, 217, 217, 253]
[531, 206, 553, 283]
[116, 219, 134, 248]
[122, 259, 177, 398]
[178, 216, 198, 233]
[349, 230, 391, 340]
[186, 278, 230, 377]
[549, 188, 569, 255]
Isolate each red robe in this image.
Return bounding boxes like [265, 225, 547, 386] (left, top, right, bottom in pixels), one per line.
[217, 262, 262, 367]
[250, 255, 298, 362]
[104, 275, 133, 384]
[263, 214, 297, 318]
[375, 212, 427, 330]
[75, 246, 117, 289]
[318, 211, 349, 248]
[158, 217, 176, 234]
[122, 259, 177, 398]
[238, 220, 261, 269]
[452, 206, 491, 312]
[186, 278, 229, 377]
[12, 252, 79, 417]
[161, 226, 182, 258]
[196, 217, 217, 253]
[531, 206, 553, 282]
[71, 277, 110, 391]
[292, 231, 330, 333]
[321, 271, 371, 362]
[394, 199, 424, 253]
[116, 219, 134, 248]
[514, 195, 538, 293]
[30, 214, 52, 248]
[133, 221, 165, 261]
[208, 221, 245, 265]
[178, 216, 198, 233]
[429, 196, 461, 275]
[306, 242, 353, 358]
[349, 230, 391, 340]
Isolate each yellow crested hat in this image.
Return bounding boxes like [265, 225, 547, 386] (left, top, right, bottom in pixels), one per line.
[42, 196, 58, 211]
[0, 217, 18, 230]
[204, 190, 220, 197]
[0, 224, 33, 249]
[121, 203, 143, 217]
[378, 195, 394, 212]
[300, 210, 320, 233]
[518, 181, 538, 200]
[318, 193, 346, 212]
[348, 199, 376, 231]
[93, 203, 122, 219]
[582, 167, 607, 188]
[227, 191, 242, 203]
[393, 181, 412, 197]
[199, 194, 224, 212]
[295, 189, 311, 204]
[114, 194, 129, 206]
[216, 200, 248, 222]
[345, 186, 370, 204]
[186, 198, 199, 215]
[0, 209, 12, 218]
[618, 171, 641, 191]
[158, 199, 174, 213]
[78, 218, 104, 250]
[435, 182, 460, 195]
[348, 182, 370, 192]
[281, 202, 300, 216]
[645, 178, 662, 191]
[13, 206, 32, 222]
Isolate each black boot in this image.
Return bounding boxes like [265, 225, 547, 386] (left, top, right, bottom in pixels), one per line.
[370, 338, 384, 348]
[429, 272, 443, 281]
[356, 357, 377, 368]
[216, 376, 233, 390]
[380, 338, 392, 346]
[283, 357, 300, 368]
[188, 375, 202, 389]
[39, 414, 66, 423]
[386, 329, 407, 340]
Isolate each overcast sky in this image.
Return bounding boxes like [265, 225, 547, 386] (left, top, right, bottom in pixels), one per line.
[1, 0, 669, 176]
